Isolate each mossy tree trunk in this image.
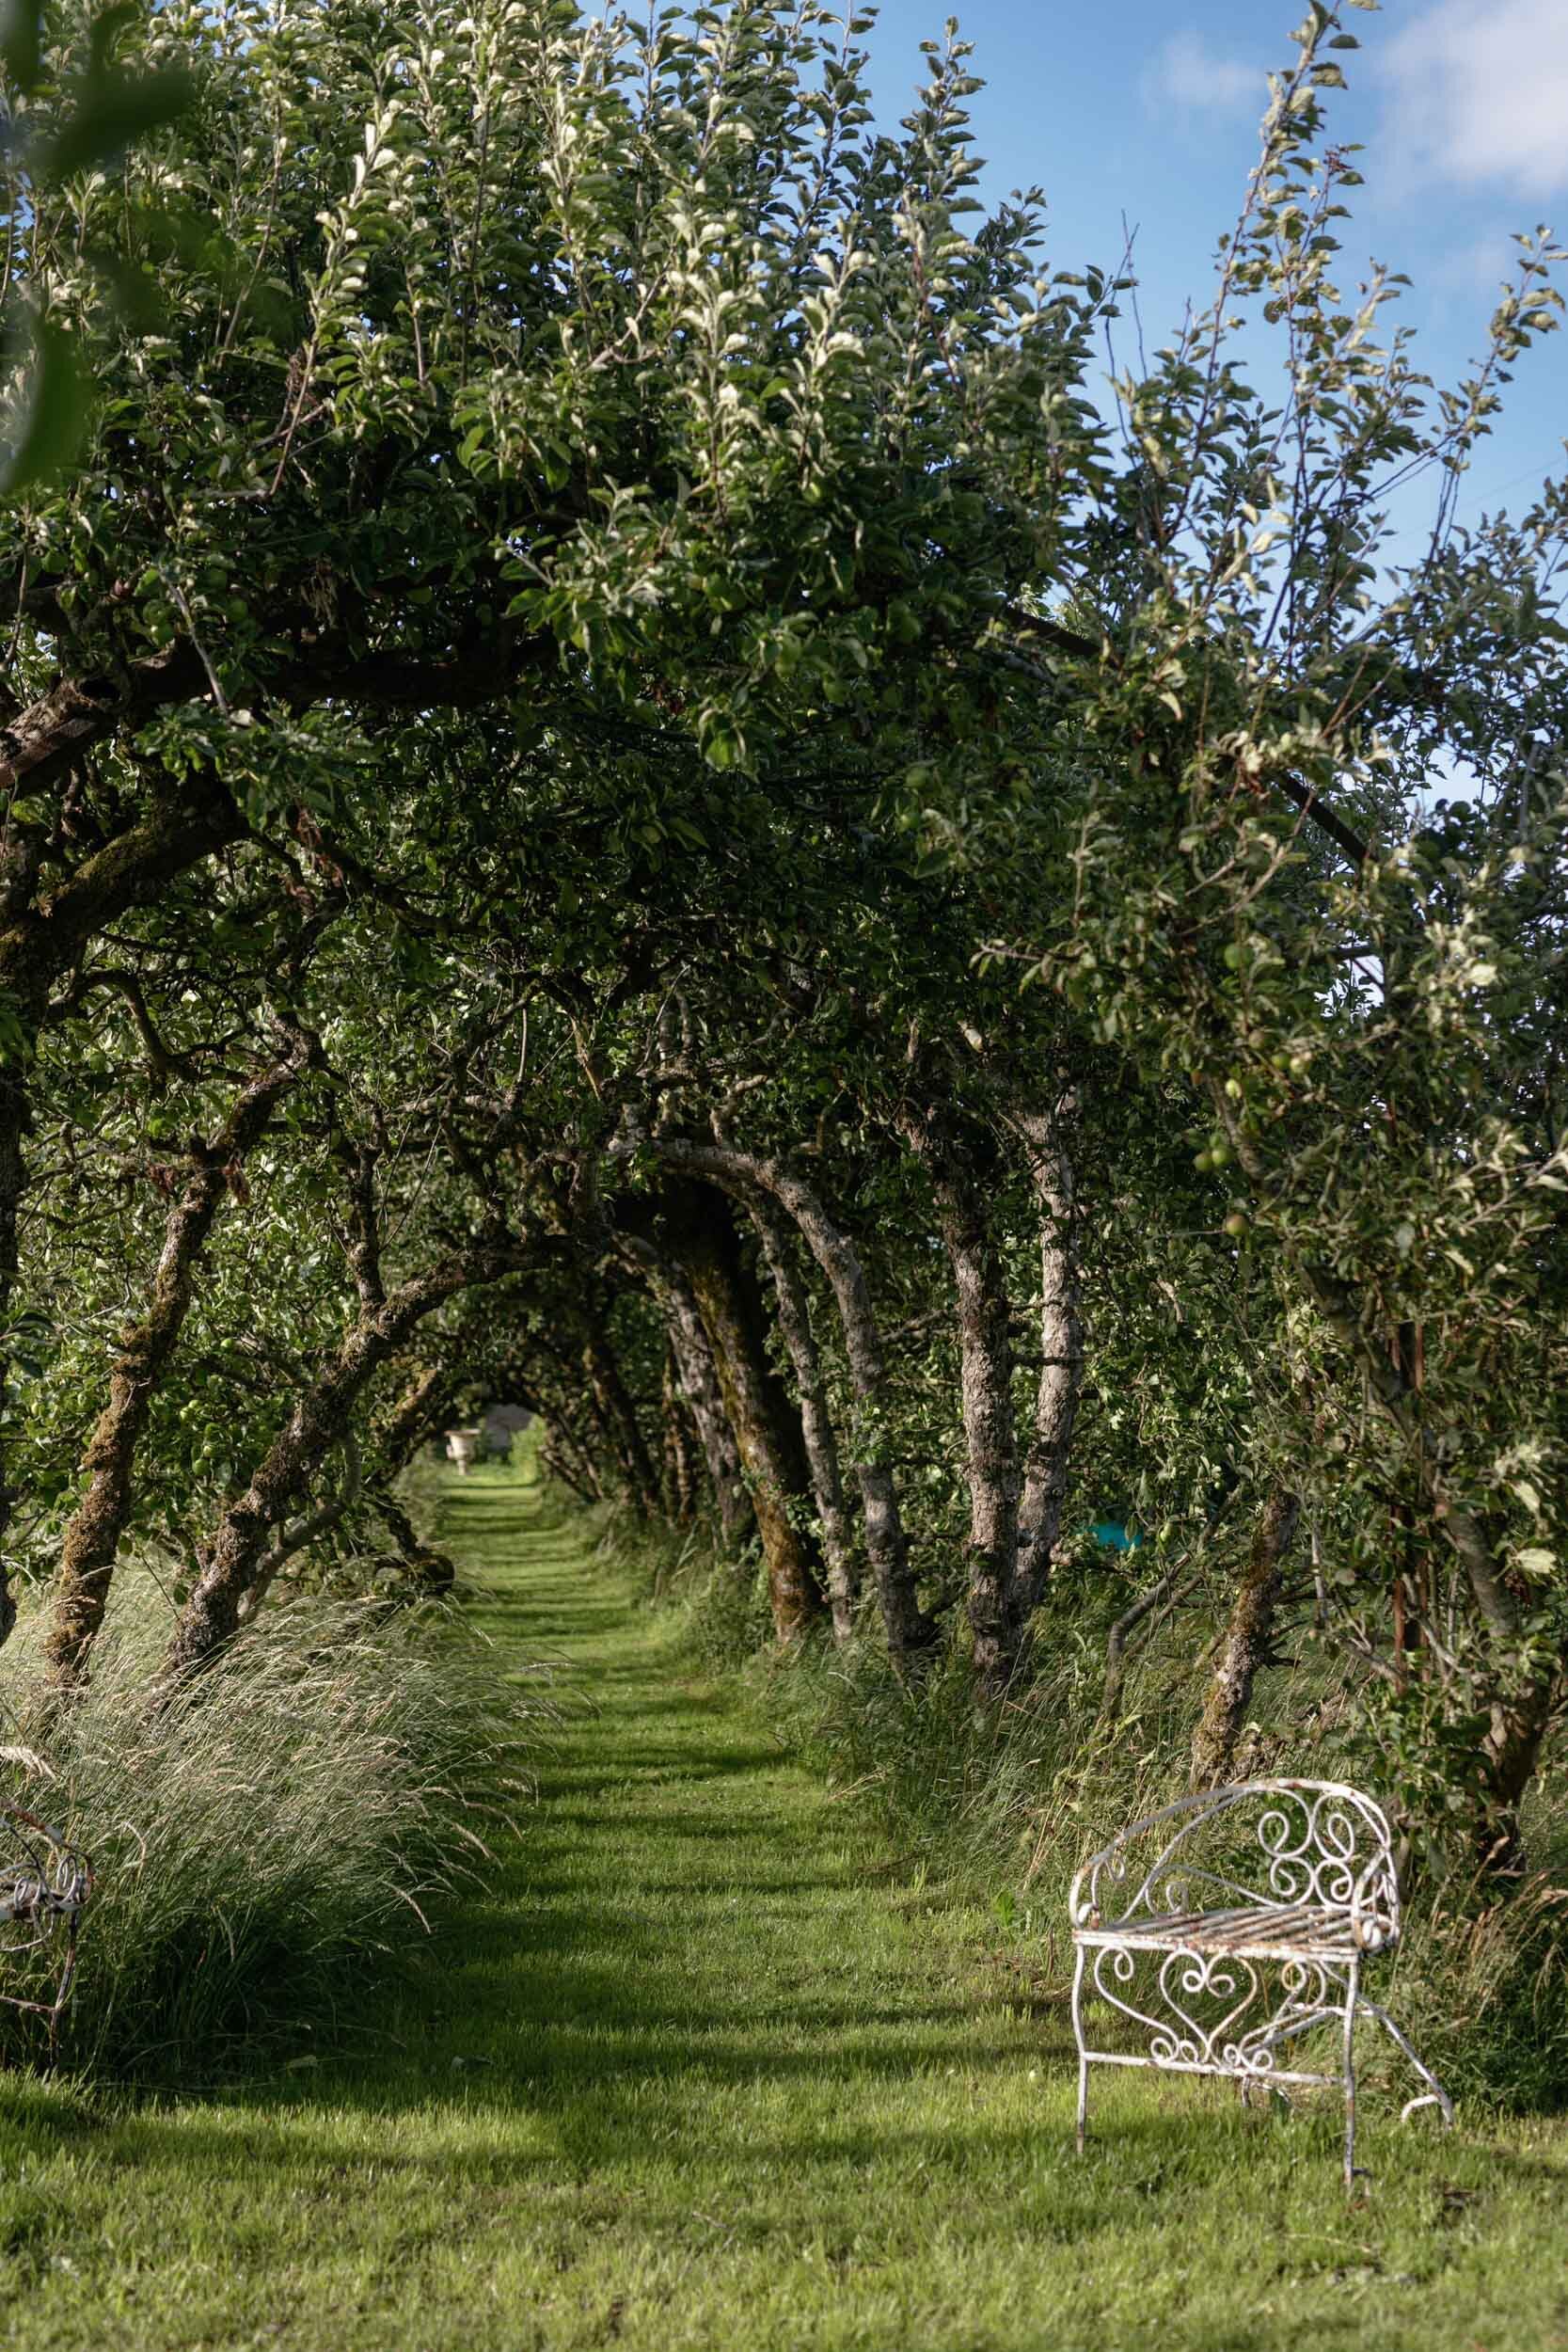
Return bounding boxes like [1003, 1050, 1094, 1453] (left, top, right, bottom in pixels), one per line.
[631, 1138, 933, 1669]
[0, 767, 244, 1643]
[1190, 1488, 1299, 1789]
[659, 1343, 702, 1525]
[1010, 1102, 1084, 1642]
[163, 1232, 531, 1680]
[658, 1180, 826, 1644]
[580, 1311, 661, 1517]
[43, 1020, 315, 1695]
[750, 1190, 857, 1643]
[657, 1264, 752, 1545]
[898, 1102, 1021, 1700]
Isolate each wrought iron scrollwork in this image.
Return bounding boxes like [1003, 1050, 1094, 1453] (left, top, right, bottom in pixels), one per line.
[1069, 1779, 1399, 1952]
[0, 1799, 93, 2052]
[1068, 1779, 1450, 2185]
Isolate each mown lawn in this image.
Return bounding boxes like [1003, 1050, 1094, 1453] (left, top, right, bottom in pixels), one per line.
[0, 1468, 1563, 2351]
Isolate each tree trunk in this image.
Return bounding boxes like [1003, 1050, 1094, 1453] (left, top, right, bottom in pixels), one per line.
[630, 1138, 934, 1667]
[1101, 1564, 1198, 1732]
[660, 1344, 701, 1525]
[162, 1240, 525, 1678]
[898, 1104, 1020, 1699]
[369, 1360, 462, 1587]
[372, 1486, 455, 1588]
[1476, 1671, 1562, 1871]
[0, 769, 245, 1645]
[657, 1264, 752, 1545]
[749, 1191, 858, 1643]
[1010, 1103, 1084, 1638]
[581, 1314, 660, 1516]
[238, 1431, 363, 1623]
[376, 1364, 450, 1477]
[1190, 1488, 1299, 1789]
[528, 1333, 614, 1502]
[42, 1024, 314, 1694]
[657, 1180, 825, 1643]
[555, 1406, 609, 1502]
[542, 1431, 597, 1502]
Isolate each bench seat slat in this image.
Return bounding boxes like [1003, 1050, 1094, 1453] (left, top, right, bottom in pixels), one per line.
[1074, 1900, 1365, 1961]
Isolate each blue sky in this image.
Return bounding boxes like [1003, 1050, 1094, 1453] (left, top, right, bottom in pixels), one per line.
[857, 0, 1567, 531]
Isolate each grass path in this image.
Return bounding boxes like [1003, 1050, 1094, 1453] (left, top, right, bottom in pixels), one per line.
[2, 1468, 1565, 2350]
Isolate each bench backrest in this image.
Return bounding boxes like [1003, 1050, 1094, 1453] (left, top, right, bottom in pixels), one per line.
[1070, 1779, 1400, 1952]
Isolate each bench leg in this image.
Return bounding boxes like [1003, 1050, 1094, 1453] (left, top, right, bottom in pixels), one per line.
[1071, 1945, 1089, 2154]
[1341, 1957, 1361, 2189]
[1355, 1996, 1455, 2128]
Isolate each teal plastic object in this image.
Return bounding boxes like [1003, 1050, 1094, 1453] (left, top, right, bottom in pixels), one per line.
[1089, 1519, 1142, 1551]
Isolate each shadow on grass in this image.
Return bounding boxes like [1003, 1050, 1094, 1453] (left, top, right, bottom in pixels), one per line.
[2, 1470, 1531, 2278]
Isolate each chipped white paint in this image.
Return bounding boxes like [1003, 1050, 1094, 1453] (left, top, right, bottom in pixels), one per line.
[1069, 1780, 1453, 2184]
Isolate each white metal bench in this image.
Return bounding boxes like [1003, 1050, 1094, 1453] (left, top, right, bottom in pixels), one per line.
[1069, 1779, 1453, 2183]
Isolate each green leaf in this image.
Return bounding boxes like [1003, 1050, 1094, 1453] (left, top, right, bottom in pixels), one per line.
[0, 0, 42, 93]
[88, 4, 140, 74]
[1, 321, 89, 493]
[44, 63, 195, 180]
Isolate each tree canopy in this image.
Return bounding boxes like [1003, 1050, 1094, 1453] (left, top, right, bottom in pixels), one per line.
[2, 0, 1565, 1872]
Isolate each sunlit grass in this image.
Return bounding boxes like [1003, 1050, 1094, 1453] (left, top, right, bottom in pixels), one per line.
[0, 1464, 1561, 2350]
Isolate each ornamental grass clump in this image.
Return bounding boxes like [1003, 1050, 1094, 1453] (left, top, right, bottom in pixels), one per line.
[0, 1568, 535, 2079]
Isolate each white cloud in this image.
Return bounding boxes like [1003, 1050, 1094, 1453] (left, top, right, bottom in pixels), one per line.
[1433, 229, 1527, 296]
[1385, 0, 1568, 198]
[1143, 32, 1260, 121]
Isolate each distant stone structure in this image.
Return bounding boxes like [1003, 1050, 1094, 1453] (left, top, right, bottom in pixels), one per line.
[444, 1427, 481, 1475]
[442, 1405, 531, 1473]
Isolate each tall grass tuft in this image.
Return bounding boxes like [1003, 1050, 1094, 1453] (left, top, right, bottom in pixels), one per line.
[0, 1567, 538, 2079]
